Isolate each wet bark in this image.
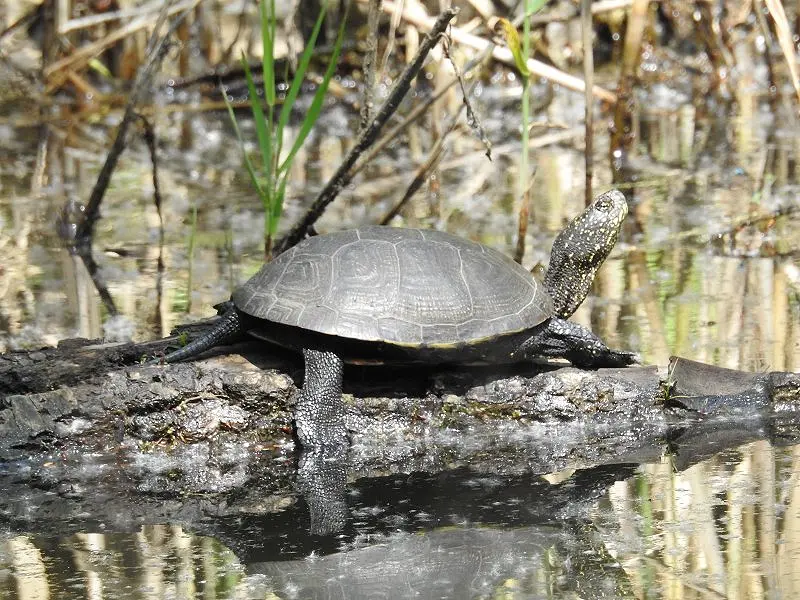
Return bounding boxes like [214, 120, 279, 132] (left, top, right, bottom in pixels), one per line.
[1, 318, 798, 450]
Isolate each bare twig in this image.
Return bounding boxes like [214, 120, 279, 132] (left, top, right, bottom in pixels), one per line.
[513, 171, 537, 264]
[58, 0, 188, 33]
[660, 203, 799, 247]
[141, 117, 166, 337]
[379, 135, 447, 225]
[75, 6, 182, 245]
[140, 118, 164, 233]
[379, 58, 481, 225]
[442, 38, 491, 160]
[354, 126, 586, 197]
[221, 0, 251, 64]
[70, 3, 191, 315]
[353, 47, 494, 176]
[273, 7, 459, 255]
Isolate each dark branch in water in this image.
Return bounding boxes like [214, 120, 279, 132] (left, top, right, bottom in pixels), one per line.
[67, 2, 191, 315]
[75, 5, 178, 245]
[141, 117, 166, 338]
[273, 7, 459, 256]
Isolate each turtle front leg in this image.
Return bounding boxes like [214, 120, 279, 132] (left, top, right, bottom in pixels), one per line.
[295, 349, 348, 447]
[520, 318, 637, 368]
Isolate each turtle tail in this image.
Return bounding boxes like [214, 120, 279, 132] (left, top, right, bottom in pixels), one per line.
[155, 308, 242, 364]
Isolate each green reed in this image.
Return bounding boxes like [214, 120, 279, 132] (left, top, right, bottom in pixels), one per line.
[223, 0, 347, 259]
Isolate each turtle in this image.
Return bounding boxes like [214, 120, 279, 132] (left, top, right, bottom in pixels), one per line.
[156, 189, 635, 447]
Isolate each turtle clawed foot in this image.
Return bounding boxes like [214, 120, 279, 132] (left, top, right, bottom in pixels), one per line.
[609, 350, 639, 367]
[590, 348, 638, 368]
[569, 348, 638, 369]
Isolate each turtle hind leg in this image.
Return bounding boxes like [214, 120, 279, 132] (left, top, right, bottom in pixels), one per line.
[522, 318, 637, 368]
[295, 349, 348, 447]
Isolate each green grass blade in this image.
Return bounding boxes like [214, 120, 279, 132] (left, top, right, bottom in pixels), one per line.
[276, 5, 327, 138]
[269, 174, 290, 238]
[278, 7, 347, 174]
[240, 54, 274, 199]
[222, 86, 265, 199]
[261, 0, 276, 107]
[526, 0, 548, 16]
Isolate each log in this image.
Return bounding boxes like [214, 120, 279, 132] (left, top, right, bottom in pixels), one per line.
[1, 323, 797, 541]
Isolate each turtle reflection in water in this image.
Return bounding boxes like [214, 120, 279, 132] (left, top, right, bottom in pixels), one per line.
[157, 189, 636, 447]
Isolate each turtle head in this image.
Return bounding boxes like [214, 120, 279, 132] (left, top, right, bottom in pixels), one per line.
[543, 189, 628, 319]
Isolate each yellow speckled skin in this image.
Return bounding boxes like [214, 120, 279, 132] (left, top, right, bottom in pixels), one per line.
[543, 190, 628, 319]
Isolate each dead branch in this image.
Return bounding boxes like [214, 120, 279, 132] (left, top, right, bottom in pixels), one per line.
[273, 6, 459, 255]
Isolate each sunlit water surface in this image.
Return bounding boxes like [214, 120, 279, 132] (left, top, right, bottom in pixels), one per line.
[2, 436, 800, 598]
[1, 42, 799, 600]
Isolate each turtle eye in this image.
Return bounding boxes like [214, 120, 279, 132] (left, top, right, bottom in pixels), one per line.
[595, 198, 611, 212]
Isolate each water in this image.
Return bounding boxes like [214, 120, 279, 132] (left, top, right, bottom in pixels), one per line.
[1, 427, 798, 598]
[1, 32, 799, 600]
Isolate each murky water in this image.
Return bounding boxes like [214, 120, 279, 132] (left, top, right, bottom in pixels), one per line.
[2, 428, 800, 599]
[1, 21, 800, 600]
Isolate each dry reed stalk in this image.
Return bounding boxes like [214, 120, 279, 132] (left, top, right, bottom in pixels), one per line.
[590, 0, 633, 12]
[763, 0, 800, 107]
[377, 0, 405, 77]
[360, 0, 617, 103]
[619, 0, 648, 78]
[44, 0, 200, 88]
[58, 0, 188, 34]
[360, 0, 384, 131]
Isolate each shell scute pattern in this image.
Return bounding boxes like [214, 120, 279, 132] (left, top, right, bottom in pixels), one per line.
[233, 226, 551, 345]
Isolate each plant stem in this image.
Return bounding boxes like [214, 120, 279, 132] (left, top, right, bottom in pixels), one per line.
[514, 2, 532, 263]
[520, 2, 530, 203]
[186, 202, 198, 312]
[582, 0, 593, 205]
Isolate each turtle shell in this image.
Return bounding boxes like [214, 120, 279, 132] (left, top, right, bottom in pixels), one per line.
[232, 226, 553, 347]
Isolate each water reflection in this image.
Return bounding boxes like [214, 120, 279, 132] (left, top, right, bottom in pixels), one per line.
[2, 419, 800, 598]
[595, 437, 800, 599]
[0, 528, 243, 599]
